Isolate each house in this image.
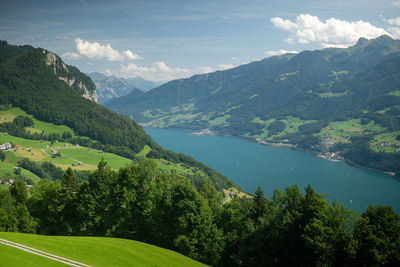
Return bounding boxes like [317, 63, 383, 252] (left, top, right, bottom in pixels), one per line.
[77, 161, 82, 166]
[88, 148, 92, 151]
[3, 132, 8, 136]
[98, 150, 103, 153]
[0, 143, 11, 150]
[52, 149, 58, 155]
[27, 148, 31, 152]
[15, 145, 22, 149]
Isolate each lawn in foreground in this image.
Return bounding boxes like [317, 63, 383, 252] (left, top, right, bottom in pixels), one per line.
[0, 232, 207, 267]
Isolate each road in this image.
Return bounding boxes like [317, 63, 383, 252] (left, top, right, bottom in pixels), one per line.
[0, 238, 92, 267]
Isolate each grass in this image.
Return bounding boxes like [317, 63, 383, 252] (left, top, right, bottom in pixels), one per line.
[253, 116, 315, 140]
[0, 241, 66, 267]
[388, 90, 400, 96]
[370, 132, 400, 153]
[51, 147, 133, 170]
[0, 113, 16, 124]
[209, 115, 231, 126]
[316, 91, 349, 98]
[155, 159, 205, 177]
[136, 145, 152, 158]
[0, 134, 53, 149]
[317, 119, 385, 139]
[0, 108, 74, 135]
[0, 161, 41, 184]
[0, 232, 207, 267]
[13, 148, 48, 162]
[1, 134, 133, 171]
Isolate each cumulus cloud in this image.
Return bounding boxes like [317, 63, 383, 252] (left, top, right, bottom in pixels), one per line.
[388, 17, 400, 26]
[123, 50, 141, 60]
[388, 27, 400, 39]
[106, 61, 238, 82]
[109, 61, 191, 82]
[74, 38, 141, 61]
[265, 49, 298, 57]
[61, 52, 81, 60]
[271, 14, 390, 48]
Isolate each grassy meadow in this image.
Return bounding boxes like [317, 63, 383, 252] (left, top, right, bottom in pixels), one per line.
[0, 232, 207, 267]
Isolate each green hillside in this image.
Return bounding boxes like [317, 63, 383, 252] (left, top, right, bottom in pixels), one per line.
[105, 35, 400, 179]
[0, 232, 207, 267]
[0, 109, 215, 184]
[0, 40, 234, 191]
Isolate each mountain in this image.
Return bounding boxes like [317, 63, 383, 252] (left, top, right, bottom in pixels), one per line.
[105, 35, 400, 178]
[126, 76, 163, 91]
[88, 72, 162, 103]
[88, 72, 137, 104]
[0, 40, 234, 191]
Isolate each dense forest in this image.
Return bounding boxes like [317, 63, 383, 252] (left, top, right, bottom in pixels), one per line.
[1, 160, 399, 266]
[0, 40, 233, 191]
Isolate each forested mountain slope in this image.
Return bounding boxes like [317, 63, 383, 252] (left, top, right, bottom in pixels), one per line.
[0, 40, 234, 190]
[105, 35, 400, 178]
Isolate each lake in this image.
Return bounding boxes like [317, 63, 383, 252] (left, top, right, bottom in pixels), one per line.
[145, 127, 400, 213]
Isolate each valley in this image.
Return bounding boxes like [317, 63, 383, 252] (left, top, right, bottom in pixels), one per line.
[106, 35, 400, 179]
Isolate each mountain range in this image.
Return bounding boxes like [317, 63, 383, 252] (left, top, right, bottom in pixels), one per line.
[88, 72, 162, 103]
[105, 35, 400, 178]
[0, 40, 234, 191]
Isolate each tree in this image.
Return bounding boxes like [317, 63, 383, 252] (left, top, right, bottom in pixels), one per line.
[10, 179, 28, 204]
[61, 168, 78, 195]
[27, 180, 62, 235]
[0, 150, 5, 162]
[354, 205, 400, 266]
[0, 190, 18, 232]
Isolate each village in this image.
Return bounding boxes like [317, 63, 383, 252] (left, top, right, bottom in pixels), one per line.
[190, 128, 215, 136]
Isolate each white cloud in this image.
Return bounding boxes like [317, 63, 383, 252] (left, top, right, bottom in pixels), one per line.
[107, 60, 238, 82]
[75, 38, 141, 61]
[123, 50, 141, 60]
[390, 1, 400, 7]
[271, 14, 390, 48]
[388, 27, 400, 39]
[388, 17, 400, 26]
[217, 64, 235, 70]
[61, 52, 81, 60]
[111, 61, 192, 82]
[265, 49, 298, 57]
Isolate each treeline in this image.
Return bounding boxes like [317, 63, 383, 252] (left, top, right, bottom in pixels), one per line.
[1, 160, 399, 266]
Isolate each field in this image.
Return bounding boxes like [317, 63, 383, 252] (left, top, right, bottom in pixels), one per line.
[0, 107, 212, 179]
[0, 134, 132, 171]
[370, 132, 400, 153]
[317, 119, 385, 140]
[0, 232, 207, 267]
[0, 161, 40, 184]
[0, 108, 74, 135]
[253, 116, 315, 140]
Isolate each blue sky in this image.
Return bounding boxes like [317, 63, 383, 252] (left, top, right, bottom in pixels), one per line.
[1, 0, 400, 82]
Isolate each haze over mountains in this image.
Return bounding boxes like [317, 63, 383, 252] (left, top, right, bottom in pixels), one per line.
[88, 72, 163, 104]
[105, 35, 400, 178]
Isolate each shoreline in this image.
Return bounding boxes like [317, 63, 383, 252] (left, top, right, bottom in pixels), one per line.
[142, 125, 397, 180]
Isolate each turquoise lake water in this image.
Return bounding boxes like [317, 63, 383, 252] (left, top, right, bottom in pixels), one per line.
[145, 127, 400, 214]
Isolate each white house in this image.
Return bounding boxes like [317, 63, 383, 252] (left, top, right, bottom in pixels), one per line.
[0, 143, 11, 150]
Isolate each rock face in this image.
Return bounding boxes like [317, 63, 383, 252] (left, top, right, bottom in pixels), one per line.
[44, 50, 98, 103]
